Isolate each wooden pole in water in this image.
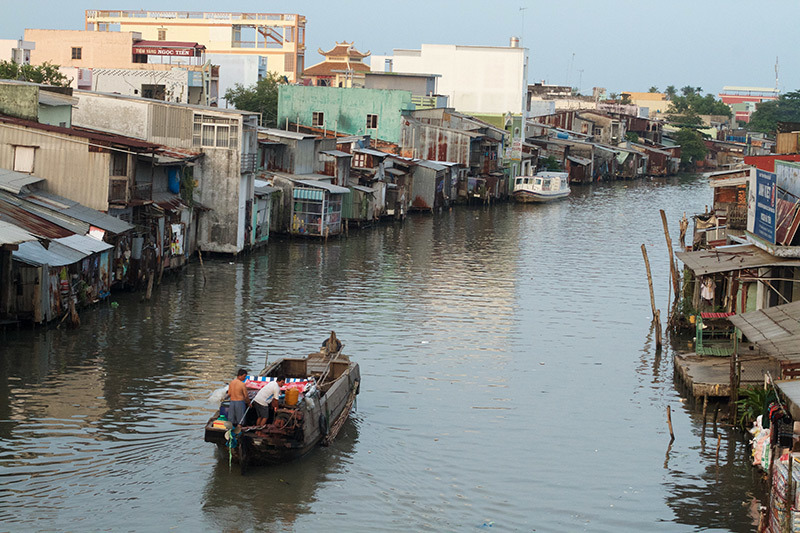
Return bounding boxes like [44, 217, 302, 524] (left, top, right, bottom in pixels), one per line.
[660, 209, 680, 304]
[667, 405, 675, 442]
[642, 244, 662, 348]
[641, 244, 657, 320]
[715, 434, 721, 462]
[197, 249, 207, 286]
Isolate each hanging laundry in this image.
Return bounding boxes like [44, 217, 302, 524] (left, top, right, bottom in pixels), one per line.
[701, 277, 716, 304]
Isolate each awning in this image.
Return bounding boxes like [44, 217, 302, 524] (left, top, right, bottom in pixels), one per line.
[710, 177, 748, 188]
[254, 179, 278, 196]
[320, 150, 352, 158]
[12, 240, 87, 267]
[676, 244, 800, 275]
[0, 220, 41, 248]
[567, 156, 592, 166]
[0, 168, 45, 194]
[385, 168, 406, 176]
[728, 301, 800, 360]
[291, 179, 350, 194]
[55, 234, 113, 255]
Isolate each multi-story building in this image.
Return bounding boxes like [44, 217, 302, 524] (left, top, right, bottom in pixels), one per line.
[718, 86, 779, 124]
[0, 38, 34, 64]
[84, 10, 306, 105]
[25, 29, 217, 106]
[302, 41, 370, 88]
[370, 38, 528, 128]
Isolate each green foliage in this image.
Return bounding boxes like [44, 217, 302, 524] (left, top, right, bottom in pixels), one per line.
[540, 155, 561, 171]
[620, 94, 632, 105]
[664, 85, 677, 101]
[625, 131, 639, 143]
[736, 386, 769, 429]
[609, 92, 619, 101]
[673, 127, 708, 169]
[223, 72, 286, 128]
[667, 88, 731, 119]
[748, 90, 800, 134]
[180, 167, 195, 206]
[0, 60, 70, 87]
[648, 86, 659, 93]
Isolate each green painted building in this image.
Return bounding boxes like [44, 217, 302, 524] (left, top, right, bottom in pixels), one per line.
[278, 86, 414, 145]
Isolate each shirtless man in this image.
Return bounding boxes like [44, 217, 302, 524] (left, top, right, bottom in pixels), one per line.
[228, 368, 250, 426]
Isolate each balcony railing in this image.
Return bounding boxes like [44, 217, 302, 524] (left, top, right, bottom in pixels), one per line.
[132, 182, 153, 201]
[241, 153, 257, 173]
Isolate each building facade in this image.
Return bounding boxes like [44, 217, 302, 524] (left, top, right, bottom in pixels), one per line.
[370, 40, 528, 121]
[84, 10, 306, 105]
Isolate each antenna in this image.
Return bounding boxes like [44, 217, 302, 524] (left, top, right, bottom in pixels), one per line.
[566, 53, 575, 87]
[519, 6, 527, 46]
[775, 56, 779, 93]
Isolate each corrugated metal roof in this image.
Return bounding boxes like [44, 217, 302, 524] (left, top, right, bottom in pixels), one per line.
[290, 179, 350, 194]
[567, 156, 592, 166]
[0, 198, 73, 238]
[320, 150, 352, 158]
[13, 240, 86, 267]
[0, 191, 88, 235]
[416, 160, 447, 171]
[676, 244, 800, 276]
[254, 179, 278, 195]
[0, 220, 40, 247]
[55, 234, 113, 254]
[353, 148, 390, 158]
[152, 191, 188, 212]
[258, 128, 318, 140]
[385, 168, 406, 176]
[0, 168, 45, 194]
[350, 185, 374, 194]
[728, 301, 800, 361]
[21, 191, 134, 234]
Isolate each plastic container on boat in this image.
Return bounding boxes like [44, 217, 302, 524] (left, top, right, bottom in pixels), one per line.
[285, 388, 299, 406]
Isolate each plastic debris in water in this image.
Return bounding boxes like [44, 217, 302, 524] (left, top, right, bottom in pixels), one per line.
[110, 302, 119, 308]
[479, 522, 494, 528]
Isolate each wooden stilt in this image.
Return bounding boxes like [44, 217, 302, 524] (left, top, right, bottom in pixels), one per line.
[667, 405, 675, 442]
[197, 249, 207, 286]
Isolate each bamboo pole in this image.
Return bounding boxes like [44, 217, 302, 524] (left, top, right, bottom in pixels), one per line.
[660, 209, 680, 303]
[715, 434, 721, 463]
[641, 244, 657, 320]
[642, 244, 662, 348]
[667, 405, 675, 442]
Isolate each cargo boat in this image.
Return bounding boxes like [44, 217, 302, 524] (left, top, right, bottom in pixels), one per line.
[513, 171, 570, 203]
[204, 335, 360, 473]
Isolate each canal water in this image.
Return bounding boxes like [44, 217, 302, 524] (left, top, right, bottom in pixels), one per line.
[0, 176, 765, 532]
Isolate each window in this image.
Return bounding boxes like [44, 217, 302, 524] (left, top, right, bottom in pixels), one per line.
[13, 146, 35, 173]
[110, 152, 127, 176]
[158, 29, 167, 41]
[366, 114, 378, 129]
[353, 152, 366, 167]
[312, 112, 324, 127]
[71, 47, 82, 60]
[193, 114, 238, 150]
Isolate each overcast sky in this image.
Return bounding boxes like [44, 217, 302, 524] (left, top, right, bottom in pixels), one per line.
[2, 0, 797, 96]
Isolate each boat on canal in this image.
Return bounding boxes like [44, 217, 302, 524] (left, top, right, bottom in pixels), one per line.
[204, 333, 360, 472]
[513, 171, 570, 203]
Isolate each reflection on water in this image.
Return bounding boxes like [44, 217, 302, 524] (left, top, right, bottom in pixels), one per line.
[0, 177, 765, 531]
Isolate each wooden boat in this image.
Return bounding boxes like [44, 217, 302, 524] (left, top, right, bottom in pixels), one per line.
[513, 171, 570, 203]
[204, 334, 360, 473]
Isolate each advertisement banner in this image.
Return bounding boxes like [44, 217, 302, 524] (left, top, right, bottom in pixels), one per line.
[754, 169, 776, 243]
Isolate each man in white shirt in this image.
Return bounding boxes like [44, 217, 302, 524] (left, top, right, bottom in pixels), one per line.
[253, 377, 285, 426]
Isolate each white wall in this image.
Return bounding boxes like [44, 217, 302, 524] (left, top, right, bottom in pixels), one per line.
[209, 54, 261, 107]
[371, 43, 527, 116]
[90, 68, 192, 103]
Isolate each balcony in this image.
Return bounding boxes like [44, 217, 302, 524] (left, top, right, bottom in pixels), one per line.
[131, 182, 153, 202]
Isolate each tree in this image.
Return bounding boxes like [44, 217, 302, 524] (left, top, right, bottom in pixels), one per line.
[648, 86, 659, 93]
[620, 93, 632, 105]
[0, 60, 70, 87]
[224, 72, 286, 128]
[625, 131, 639, 143]
[609, 92, 619, 101]
[748, 90, 800, 133]
[665, 85, 677, 101]
[666, 87, 731, 121]
[673, 127, 707, 169]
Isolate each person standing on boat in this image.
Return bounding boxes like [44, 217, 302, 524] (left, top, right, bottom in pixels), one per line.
[228, 369, 250, 426]
[253, 377, 285, 427]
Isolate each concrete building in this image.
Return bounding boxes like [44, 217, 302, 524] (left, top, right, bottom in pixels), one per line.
[70, 90, 259, 254]
[364, 72, 447, 109]
[619, 92, 670, 118]
[718, 86, 779, 124]
[278, 85, 414, 145]
[84, 10, 306, 105]
[24, 29, 217, 106]
[302, 41, 370, 88]
[0, 38, 34, 64]
[370, 39, 528, 122]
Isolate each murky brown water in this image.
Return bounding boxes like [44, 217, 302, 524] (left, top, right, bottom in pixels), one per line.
[0, 176, 765, 532]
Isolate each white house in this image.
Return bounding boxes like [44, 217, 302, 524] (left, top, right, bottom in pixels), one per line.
[370, 39, 528, 120]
